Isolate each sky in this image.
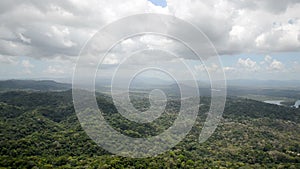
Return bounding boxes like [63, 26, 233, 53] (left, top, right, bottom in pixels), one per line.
[0, 0, 300, 82]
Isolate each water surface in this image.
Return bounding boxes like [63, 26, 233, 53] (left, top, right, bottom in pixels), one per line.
[294, 100, 300, 108]
[264, 100, 283, 106]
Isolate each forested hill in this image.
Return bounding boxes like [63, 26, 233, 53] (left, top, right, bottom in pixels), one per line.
[0, 90, 299, 123]
[0, 80, 71, 91]
[0, 90, 300, 168]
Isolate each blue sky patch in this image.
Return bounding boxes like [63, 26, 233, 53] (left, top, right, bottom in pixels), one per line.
[148, 0, 167, 7]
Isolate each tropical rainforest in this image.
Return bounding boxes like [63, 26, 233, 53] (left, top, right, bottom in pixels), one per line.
[0, 87, 300, 168]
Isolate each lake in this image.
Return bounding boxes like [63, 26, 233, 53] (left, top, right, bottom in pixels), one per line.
[264, 100, 283, 106]
[294, 100, 300, 108]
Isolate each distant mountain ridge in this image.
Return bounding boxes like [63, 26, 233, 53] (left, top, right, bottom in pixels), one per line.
[0, 80, 71, 91]
[226, 79, 300, 89]
[1, 79, 300, 93]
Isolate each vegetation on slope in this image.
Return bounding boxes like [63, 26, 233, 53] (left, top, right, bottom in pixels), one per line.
[0, 91, 299, 168]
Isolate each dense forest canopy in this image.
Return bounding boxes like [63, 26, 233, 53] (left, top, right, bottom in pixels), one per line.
[0, 89, 299, 168]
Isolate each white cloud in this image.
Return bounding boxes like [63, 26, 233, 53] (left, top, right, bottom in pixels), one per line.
[268, 59, 284, 71]
[0, 0, 299, 79]
[261, 55, 285, 71]
[255, 18, 300, 51]
[102, 54, 120, 65]
[229, 25, 247, 42]
[194, 63, 220, 74]
[44, 65, 65, 75]
[224, 66, 236, 72]
[0, 0, 299, 61]
[21, 60, 34, 74]
[237, 58, 259, 71]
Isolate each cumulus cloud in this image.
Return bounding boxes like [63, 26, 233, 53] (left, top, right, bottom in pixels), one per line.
[44, 65, 65, 75]
[262, 55, 285, 71]
[194, 63, 219, 73]
[0, 0, 299, 80]
[0, 0, 299, 61]
[221, 55, 289, 80]
[237, 58, 259, 71]
[0, 0, 170, 60]
[268, 59, 284, 71]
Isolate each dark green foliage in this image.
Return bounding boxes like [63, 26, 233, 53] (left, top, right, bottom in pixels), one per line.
[0, 91, 299, 168]
[224, 97, 300, 123]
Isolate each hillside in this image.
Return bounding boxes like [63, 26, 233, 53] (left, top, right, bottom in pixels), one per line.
[0, 90, 299, 168]
[0, 80, 71, 91]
